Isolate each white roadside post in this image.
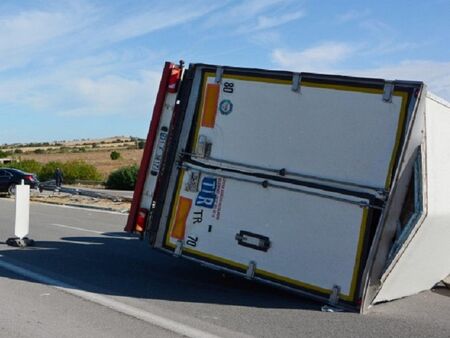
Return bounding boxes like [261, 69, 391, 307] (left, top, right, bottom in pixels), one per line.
[6, 180, 34, 247]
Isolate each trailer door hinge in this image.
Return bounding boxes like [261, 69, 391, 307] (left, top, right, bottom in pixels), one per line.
[329, 285, 340, 306]
[215, 67, 224, 83]
[173, 240, 183, 257]
[292, 73, 301, 93]
[383, 81, 395, 102]
[321, 285, 344, 312]
[246, 261, 257, 280]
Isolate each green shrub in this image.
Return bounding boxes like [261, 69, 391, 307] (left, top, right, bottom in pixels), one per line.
[106, 165, 138, 190]
[5, 160, 42, 174]
[110, 151, 121, 160]
[62, 160, 102, 183]
[39, 161, 64, 181]
[40, 160, 102, 183]
[34, 148, 45, 154]
[0, 150, 11, 157]
[137, 140, 145, 149]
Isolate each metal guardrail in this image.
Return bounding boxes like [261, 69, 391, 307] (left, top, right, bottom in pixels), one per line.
[39, 180, 132, 202]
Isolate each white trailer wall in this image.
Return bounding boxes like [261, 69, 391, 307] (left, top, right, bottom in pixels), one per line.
[373, 94, 450, 303]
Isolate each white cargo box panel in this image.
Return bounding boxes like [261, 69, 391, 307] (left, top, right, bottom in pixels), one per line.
[163, 166, 371, 303]
[147, 63, 425, 310]
[190, 72, 409, 191]
[367, 94, 450, 306]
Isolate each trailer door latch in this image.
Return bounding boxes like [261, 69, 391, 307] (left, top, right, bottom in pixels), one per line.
[185, 171, 200, 192]
[196, 135, 212, 158]
[235, 231, 271, 252]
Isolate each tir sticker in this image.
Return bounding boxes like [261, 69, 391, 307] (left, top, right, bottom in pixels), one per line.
[219, 99, 233, 115]
[195, 177, 217, 209]
[194, 176, 226, 219]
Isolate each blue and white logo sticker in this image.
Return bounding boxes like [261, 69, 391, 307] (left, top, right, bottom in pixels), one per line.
[195, 177, 217, 209]
[219, 99, 233, 115]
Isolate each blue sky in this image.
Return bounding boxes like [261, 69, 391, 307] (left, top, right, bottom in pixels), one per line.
[1, 0, 449, 144]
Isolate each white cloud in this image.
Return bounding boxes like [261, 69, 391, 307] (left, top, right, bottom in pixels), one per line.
[271, 42, 450, 100]
[227, 0, 287, 17]
[250, 31, 282, 46]
[237, 10, 305, 33]
[107, 2, 221, 43]
[271, 42, 355, 72]
[0, 1, 217, 73]
[0, 49, 163, 118]
[356, 19, 423, 56]
[337, 9, 371, 23]
[0, 10, 80, 49]
[347, 60, 450, 100]
[202, 0, 301, 34]
[60, 71, 161, 117]
[0, 1, 218, 121]
[0, 4, 96, 71]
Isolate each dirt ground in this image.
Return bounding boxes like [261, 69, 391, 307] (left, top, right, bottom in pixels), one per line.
[30, 192, 130, 213]
[19, 149, 144, 178]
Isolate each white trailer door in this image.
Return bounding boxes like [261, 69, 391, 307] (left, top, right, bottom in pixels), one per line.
[163, 167, 370, 302]
[191, 72, 408, 190]
[152, 66, 419, 306]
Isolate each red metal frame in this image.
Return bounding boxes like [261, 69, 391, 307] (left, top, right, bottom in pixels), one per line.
[125, 62, 178, 233]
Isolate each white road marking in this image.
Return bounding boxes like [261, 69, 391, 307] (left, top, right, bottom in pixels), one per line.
[60, 240, 103, 246]
[0, 259, 222, 338]
[51, 204, 128, 215]
[50, 223, 134, 240]
[51, 223, 103, 234]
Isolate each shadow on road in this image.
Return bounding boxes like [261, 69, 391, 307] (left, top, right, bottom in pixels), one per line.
[0, 233, 322, 311]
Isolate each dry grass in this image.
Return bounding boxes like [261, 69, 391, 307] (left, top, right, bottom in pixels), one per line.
[19, 149, 143, 178]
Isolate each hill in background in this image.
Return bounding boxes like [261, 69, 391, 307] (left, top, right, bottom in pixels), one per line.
[0, 136, 144, 178]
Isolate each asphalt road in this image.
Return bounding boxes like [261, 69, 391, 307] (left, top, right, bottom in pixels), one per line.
[0, 199, 448, 337]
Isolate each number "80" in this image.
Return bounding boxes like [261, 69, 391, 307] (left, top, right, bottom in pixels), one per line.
[223, 82, 234, 94]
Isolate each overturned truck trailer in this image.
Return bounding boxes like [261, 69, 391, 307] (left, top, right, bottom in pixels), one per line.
[126, 61, 450, 312]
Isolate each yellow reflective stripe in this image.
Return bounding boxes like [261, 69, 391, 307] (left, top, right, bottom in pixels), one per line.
[170, 197, 192, 240]
[384, 91, 409, 189]
[348, 207, 369, 300]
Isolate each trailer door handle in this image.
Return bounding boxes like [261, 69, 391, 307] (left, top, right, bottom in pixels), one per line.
[235, 231, 271, 252]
